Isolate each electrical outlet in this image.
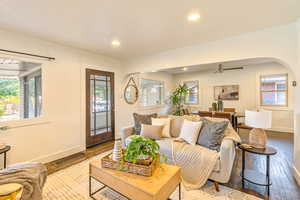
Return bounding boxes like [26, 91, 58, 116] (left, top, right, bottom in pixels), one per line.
[292, 81, 297, 87]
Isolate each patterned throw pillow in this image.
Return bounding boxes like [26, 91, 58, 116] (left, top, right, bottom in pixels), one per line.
[197, 118, 228, 151]
[133, 113, 158, 134]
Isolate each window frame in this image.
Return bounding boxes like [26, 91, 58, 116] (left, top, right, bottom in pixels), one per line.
[23, 69, 42, 118]
[260, 73, 288, 107]
[184, 80, 199, 105]
[139, 78, 164, 107]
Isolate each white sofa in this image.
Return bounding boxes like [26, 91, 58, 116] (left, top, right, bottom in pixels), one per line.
[120, 115, 239, 184]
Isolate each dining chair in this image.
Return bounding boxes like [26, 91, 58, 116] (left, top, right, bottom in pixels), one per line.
[223, 108, 236, 112]
[182, 108, 190, 115]
[198, 111, 213, 117]
[236, 124, 253, 134]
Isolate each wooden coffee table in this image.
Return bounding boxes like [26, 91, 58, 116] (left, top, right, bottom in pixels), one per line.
[89, 159, 181, 200]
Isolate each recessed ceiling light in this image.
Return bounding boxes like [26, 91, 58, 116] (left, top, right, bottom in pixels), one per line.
[188, 13, 200, 21]
[111, 40, 120, 47]
[183, 67, 188, 71]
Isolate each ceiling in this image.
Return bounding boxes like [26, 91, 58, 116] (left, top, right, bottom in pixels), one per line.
[159, 58, 277, 74]
[0, 0, 299, 59]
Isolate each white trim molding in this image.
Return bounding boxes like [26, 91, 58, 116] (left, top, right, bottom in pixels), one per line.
[30, 145, 85, 164]
[293, 166, 300, 186]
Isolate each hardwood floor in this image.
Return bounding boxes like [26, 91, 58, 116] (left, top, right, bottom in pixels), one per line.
[46, 131, 299, 200]
[226, 130, 300, 200]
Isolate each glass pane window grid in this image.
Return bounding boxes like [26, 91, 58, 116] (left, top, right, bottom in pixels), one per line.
[184, 81, 199, 104]
[0, 68, 42, 122]
[140, 79, 164, 106]
[0, 77, 20, 122]
[90, 75, 111, 136]
[260, 74, 288, 106]
[24, 71, 42, 118]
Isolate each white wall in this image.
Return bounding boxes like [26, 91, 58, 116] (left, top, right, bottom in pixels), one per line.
[0, 29, 126, 167]
[294, 19, 300, 185]
[120, 72, 174, 124]
[173, 62, 294, 133]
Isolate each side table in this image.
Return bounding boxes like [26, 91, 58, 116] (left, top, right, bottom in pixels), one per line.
[238, 144, 277, 198]
[0, 146, 11, 169]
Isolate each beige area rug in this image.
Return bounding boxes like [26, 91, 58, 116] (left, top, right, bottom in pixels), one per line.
[43, 151, 261, 200]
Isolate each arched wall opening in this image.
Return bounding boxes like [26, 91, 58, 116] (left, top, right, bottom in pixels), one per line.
[123, 21, 300, 183]
[123, 55, 300, 185]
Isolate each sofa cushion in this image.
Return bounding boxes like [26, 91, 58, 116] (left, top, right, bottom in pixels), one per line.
[158, 115, 201, 138]
[169, 115, 184, 137]
[140, 124, 163, 140]
[197, 118, 228, 151]
[152, 117, 171, 138]
[178, 119, 203, 145]
[133, 113, 157, 134]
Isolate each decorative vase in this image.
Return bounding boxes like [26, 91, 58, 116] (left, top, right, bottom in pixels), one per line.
[249, 128, 267, 149]
[217, 99, 223, 111]
[212, 102, 217, 111]
[112, 140, 123, 161]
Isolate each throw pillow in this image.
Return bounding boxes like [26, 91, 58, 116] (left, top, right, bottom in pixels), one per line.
[140, 124, 163, 140]
[152, 118, 171, 138]
[197, 118, 229, 151]
[178, 119, 203, 145]
[133, 113, 158, 134]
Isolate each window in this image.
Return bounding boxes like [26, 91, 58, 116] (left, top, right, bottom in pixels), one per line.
[140, 79, 164, 106]
[184, 81, 199, 104]
[23, 70, 42, 118]
[260, 74, 288, 106]
[0, 58, 42, 122]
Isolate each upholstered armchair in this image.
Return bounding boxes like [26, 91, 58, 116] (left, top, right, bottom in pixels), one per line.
[0, 183, 23, 200]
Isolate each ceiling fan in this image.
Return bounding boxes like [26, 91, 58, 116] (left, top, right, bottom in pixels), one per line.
[214, 64, 244, 73]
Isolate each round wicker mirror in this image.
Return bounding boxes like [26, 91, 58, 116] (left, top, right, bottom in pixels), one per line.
[124, 77, 138, 104]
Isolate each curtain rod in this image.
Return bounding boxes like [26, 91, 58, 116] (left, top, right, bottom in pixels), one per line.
[0, 49, 55, 61]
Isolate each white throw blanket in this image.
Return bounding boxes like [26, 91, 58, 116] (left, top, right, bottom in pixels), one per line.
[171, 141, 219, 190]
[170, 118, 241, 190]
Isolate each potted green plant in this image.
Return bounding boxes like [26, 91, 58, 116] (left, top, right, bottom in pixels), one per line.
[170, 84, 188, 116]
[124, 136, 166, 165]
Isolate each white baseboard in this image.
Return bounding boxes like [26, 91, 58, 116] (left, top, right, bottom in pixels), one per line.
[30, 145, 85, 163]
[293, 166, 300, 186]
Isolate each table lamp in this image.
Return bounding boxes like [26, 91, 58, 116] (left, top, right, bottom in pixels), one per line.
[245, 110, 272, 149]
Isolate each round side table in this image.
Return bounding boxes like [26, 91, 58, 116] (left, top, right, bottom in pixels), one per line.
[0, 146, 11, 169]
[238, 144, 277, 198]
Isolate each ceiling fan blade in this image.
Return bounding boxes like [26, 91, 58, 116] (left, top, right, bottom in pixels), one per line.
[223, 67, 244, 71]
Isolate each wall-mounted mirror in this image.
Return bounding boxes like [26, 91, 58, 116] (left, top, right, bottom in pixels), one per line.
[124, 77, 138, 104]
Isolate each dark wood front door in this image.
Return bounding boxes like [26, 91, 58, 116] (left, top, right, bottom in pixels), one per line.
[86, 69, 115, 148]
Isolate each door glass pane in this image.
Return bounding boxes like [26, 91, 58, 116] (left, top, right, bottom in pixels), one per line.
[90, 75, 110, 136]
[107, 80, 111, 127]
[90, 78, 95, 136]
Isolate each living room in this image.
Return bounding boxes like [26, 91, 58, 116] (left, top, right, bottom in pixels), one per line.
[0, 1, 300, 200]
